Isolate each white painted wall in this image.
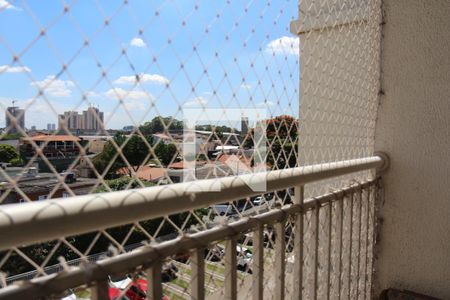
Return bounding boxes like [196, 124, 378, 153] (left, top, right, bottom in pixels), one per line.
[295, 0, 382, 200]
[294, 1, 382, 298]
[374, 1, 450, 298]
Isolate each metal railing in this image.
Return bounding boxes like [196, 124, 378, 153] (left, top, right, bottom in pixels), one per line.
[0, 155, 385, 300]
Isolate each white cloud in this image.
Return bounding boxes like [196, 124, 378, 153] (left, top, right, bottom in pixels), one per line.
[30, 75, 74, 97]
[0, 65, 31, 73]
[114, 73, 169, 85]
[105, 88, 154, 111]
[183, 96, 208, 107]
[0, 0, 20, 10]
[130, 37, 146, 48]
[266, 36, 299, 56]
[84, 91, 101, 99]
[105, 88, 151, 100]
[240, 83, 252, 90]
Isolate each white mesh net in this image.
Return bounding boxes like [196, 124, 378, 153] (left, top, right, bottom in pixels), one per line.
[296, 0, 382, 197]
[0, 0, 381, 298]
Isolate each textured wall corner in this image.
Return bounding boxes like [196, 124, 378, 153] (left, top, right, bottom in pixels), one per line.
[374, 0, 450, 298]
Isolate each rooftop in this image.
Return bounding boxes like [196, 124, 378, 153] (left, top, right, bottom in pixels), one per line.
[22, 135, 81, 142]
[117, 166, 167, 182]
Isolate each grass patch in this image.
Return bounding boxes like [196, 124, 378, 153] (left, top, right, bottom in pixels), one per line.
[205, 262, 225, 275]
[73, 287, 90, 298]
[171, 277, 190, 290]
[163, 289, 186, 300]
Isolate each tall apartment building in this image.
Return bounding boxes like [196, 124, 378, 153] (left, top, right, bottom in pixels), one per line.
[83, 107, 104, 130]
[241, 116, 249, 136]
[5, 106, 25, 133]
[58, 107, 104, 132]
[47, 123, 56, 131]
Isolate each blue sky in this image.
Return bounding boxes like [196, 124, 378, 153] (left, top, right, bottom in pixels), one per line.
[0, 0, 299, 129]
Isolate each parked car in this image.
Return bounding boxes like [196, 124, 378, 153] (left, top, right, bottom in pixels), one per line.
[209, 244, 253, 273]
[174, 251, 190, 264]
[110, 275, 132, 289]
[204, 245, 224, 262]
[236, 245, 253, 273]
[60, 171, 76, 183]
[109, 279, 146, 300]
[252, 196, 267, 206]
[161, 262, 178, 282]
[108, 278, 170, 300]
[211, 204, 238, 216]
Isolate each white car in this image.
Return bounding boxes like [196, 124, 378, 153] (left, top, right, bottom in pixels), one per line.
[214, 244, 253, 272]
[110, 276, 132, 289]
[252, 196, 267, 206]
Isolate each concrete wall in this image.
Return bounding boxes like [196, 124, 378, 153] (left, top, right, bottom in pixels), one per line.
[374, 1, 450, 298]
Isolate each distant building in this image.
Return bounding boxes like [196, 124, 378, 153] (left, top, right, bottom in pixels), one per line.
[20, 134, 81, 159]
[166, 160, 237, 183]
[58, 107, 104, 132]
[123, 125, 135, 132]
[75, 154, 97, 178]
[241, 116, 249, 137]
[152, 133, 172, 144]
[0, 168, 98, 204]
[5, 106, 25, 134]
[117, 166, 167, 183]
[30, 125, 36, 131]
[47, 123, 56, 131]
[84, 107, 104, 130]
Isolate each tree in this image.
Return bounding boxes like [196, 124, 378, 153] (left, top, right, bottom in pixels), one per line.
[92, 139, 123, 178]
[242, 115, 299, 169]
[93, 134, 152, 177]
[267, 115, 299, 169]
[139, 116, 183, 135]
[94, 176, 155, 193]
[214, 126, 224, 139]
[0, 133, 22, 140]
[0, 144, 19, 163]
[195, 124, 238, 134]
[154, 143, 178, 166]
[122, 135, 152, 173]
[9, 157, 24, 166]
[266, 115, 298, 139]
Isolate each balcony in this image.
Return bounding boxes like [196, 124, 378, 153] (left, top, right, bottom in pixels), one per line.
[0, 0, 449, 300]
[0, 156, 386, 300]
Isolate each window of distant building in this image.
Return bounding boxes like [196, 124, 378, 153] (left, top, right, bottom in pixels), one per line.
[38, 195, 48, 201]
[62, 192, 70, 198]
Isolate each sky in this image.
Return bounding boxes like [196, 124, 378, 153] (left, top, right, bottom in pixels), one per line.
[0, 0, 299, 130]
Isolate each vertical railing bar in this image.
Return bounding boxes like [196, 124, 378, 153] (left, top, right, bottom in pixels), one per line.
[347, 190, 354, 300]
[147, 260, 163, 300]
[191, 248, 205, 300]
[338, 192, 345, 300]
[252, 223, 264, 300]
[91, 279, 109, 300]
[313, 201, 319, 300]
[225, 237, 237, 300]
[364, 185, 372, 299]
[275, 220, 286, 300]
[293, 185, 304, 300]
[327, 200, 332, 300]
[356, 186, 363, 299]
